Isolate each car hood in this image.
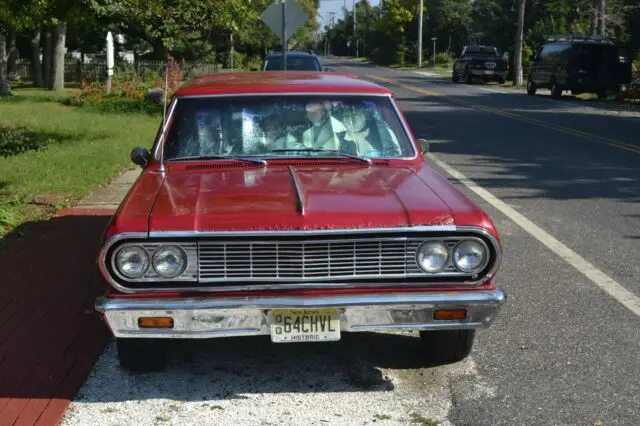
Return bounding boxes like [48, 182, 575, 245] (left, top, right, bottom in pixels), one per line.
[148, 165, 457, 232]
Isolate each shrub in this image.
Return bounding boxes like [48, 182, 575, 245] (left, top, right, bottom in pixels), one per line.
[0, 124, 54, 157]
[61, 57, 184, 115]
[0, 205, 20, 234]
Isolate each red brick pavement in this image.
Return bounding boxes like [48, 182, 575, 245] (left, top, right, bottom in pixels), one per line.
[0, 208, 114, 426]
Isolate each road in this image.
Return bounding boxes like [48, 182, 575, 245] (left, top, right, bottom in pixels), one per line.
[62, 59, 640, 426]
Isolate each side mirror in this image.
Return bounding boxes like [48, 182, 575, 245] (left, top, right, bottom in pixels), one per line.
[417, 138, 430, 155]
[131, 147, 150, 167]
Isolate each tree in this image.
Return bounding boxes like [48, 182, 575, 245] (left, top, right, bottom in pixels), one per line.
[0, 30, 9, 96]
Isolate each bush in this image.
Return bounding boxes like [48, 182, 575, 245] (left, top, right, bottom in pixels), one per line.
[0, 124, 54, 157]
[62, 57, 184, 115]
[0, 205, 20, 234]
[434, 52, 453, 67]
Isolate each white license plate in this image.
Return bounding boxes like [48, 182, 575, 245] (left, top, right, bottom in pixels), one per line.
[269, 308, 341, 343]
[484, 70, 494, 75]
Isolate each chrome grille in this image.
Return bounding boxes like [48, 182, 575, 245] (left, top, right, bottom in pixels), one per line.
[197, 238, 466, 282]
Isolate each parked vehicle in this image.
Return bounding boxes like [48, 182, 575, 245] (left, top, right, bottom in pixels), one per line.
[453, 45, 508, 84]
[262, 51, 323, 71]
[95, 72, 506, 372]
[527, 35, 633, 99]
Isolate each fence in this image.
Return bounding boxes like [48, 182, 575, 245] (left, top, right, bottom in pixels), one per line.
[12, 59, 221, 83]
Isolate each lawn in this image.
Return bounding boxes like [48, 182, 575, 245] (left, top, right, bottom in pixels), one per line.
[0, 88, 161, 235]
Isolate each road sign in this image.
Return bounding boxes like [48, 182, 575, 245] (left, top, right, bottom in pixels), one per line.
[260, 0, 309, 45]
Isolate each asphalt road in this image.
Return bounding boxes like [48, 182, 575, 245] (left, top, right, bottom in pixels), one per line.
[331, 58, 640, 425]
[63, 60, 640, 426]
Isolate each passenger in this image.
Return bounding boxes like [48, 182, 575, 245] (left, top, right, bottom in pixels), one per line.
[348, 109, 378, 156]
[302, 101, 357, 153]
[262, 109, 300, 151]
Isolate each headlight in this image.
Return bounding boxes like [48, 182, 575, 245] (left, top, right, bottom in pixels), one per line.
[416, 241, 449, 273]
[115, 246, 149, 278]
[152, 245, 187, 278]
[452, 240, 487, 273]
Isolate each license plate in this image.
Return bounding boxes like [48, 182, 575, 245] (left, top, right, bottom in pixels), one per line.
[269, 308, 341, 343]
[484, 70, 494, 75]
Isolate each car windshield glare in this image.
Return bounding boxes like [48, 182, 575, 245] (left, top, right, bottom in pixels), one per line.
[265, 56, 321, 71]
[163, 95, 415, 161]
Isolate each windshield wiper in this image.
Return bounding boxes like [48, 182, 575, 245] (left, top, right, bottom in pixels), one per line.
[269, 148, 372, 165]
[167, 155, 267, 166]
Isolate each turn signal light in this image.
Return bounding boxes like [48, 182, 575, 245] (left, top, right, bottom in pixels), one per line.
[433, 309, 467, 320]
[138, 317, 174, 328]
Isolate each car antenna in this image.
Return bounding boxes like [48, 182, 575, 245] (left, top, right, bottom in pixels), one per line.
[159, 58, 170, 175]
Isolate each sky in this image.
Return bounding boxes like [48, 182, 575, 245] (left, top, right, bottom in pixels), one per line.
[317, 0, 381, 29]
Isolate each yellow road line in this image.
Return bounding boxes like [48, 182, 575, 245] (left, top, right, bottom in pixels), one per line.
[367, 74, 640, 155]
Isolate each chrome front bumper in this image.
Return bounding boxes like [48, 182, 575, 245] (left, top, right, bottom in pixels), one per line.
[95, 289, 506, 339]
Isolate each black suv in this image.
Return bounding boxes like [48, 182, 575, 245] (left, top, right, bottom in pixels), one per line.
[452, 45, 508, 84]
[262, 51, 323, 71]
[527, 35, 632, 99]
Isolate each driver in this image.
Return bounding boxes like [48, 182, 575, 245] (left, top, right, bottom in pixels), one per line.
[302, 101, 356, 153]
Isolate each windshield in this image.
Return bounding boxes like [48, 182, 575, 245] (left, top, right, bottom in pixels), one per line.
[264, 56, 321, 71]
[163, 95, 415, 160]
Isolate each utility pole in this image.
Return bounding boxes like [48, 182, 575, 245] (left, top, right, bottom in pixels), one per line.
[597, 0, 606, 35]
[513, 0, 525, 86]
[591, 0, 598, 35]
[281, 0, 287, 70]
[431, 37, 437, 68]
[380, 0, 383, 18]
[418, 0, 423, 68]
[353, 0, 357, 57]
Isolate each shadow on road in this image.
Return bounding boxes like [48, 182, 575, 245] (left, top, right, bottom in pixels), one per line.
[401, 105, 640, 203]
[71, 329, 456, 404]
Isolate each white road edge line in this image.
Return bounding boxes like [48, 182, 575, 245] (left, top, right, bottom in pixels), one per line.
[427, 153, 640, 318]
[477, 87, 509, 94]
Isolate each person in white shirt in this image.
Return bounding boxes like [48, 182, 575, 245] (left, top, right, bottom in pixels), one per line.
[302, 102, 357, 153]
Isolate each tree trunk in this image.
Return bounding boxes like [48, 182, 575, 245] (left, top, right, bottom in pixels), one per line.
[50, 21, 66, 90]
[591, 0, 598, 35]
[598, 0, 606, 35]
[43, 29, 52, 88]
[7, 30, 17, 76]
[513, 0, 525, 86]
[229, 33, 234, 69]
[31, 28, 43, 87]
[0, 32, 11, 96]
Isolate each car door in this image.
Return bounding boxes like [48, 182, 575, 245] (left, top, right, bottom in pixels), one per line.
[535, 44, 555, 87]
[454, 47, 467, 74]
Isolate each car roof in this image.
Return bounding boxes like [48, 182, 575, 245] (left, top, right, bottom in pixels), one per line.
[266, 51, 316, 58]
[175, 72, 393, 97]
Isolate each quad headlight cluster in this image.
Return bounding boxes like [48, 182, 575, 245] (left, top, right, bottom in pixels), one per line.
[115, 244, 187, 279]
[416, 239, 488, 275]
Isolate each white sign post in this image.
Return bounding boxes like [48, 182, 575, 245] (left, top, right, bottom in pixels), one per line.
[260, 0, 309, 70]
[106, 32, 114, 93]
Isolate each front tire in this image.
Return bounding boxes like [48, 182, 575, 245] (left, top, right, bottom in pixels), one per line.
[526, 78, 537, 95]
[452, 70, 458, 82]
[116, 338, 169, 372]
[464, 69, 473, 84]
[419, 329, 475, 364]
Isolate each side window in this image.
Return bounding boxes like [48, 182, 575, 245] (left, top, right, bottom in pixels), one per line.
[539, 45, 553, 60]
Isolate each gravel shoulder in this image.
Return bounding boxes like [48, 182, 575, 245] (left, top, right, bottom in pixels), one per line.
[61, 332, 486, 426]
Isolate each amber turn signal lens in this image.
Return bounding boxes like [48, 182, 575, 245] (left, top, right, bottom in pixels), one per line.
[433, 309, 467, 320]
[138, 317, 174, 328]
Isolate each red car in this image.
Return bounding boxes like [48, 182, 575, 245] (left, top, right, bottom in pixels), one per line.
[95, 72, 506, 372]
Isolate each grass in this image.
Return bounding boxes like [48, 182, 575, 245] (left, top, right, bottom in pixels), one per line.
[409, 413, 441, 426]
[0, 88, 161, 235]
